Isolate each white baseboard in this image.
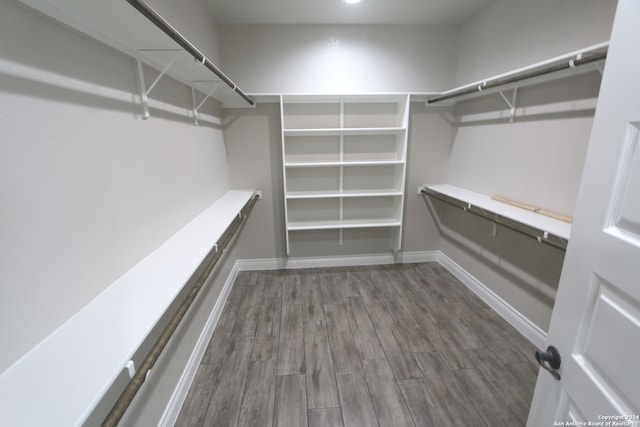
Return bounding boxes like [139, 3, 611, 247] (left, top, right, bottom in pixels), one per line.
[158, 265, 241, 427]
[436, 252, 547, 349]
[235, 250, 440, 271]
[165, 249, 545, 424]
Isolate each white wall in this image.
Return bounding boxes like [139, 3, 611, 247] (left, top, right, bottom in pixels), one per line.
[217, 24, 458, 94]
[0, 0, 229, 376]
[456, 0, 617, 85]
[148, 0, 221, 62]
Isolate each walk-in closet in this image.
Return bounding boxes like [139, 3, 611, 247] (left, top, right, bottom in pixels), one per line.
[2, 0, 638, 425]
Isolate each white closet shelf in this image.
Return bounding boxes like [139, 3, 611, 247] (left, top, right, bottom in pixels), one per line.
[286, 189, 403, 199]
[18, 0, 252, 108]
[288, 218, 402, 231]
[423, 184, 570, 248]
[0, 190, 257, 426]
[283, 128, 406, 135]
[427, 42, 608, 105]
[285, 160, 404, 168]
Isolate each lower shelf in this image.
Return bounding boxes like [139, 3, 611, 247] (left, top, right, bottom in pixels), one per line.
[287, 218, 401, 231]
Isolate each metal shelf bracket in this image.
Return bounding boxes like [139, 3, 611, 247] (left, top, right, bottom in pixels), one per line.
[191, 81, 221, 126]
[498, 88, 518, 123]
[135, 50, 182, 119]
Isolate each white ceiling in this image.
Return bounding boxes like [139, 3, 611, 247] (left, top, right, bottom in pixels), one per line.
[204, 0, 499, 25]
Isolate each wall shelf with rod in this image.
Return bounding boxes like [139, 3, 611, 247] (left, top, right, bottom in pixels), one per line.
[421, 184, 570, 251]
[18, 0, 254, 110]
[0, 190, 260, 426]
[427, 42, 608, 121]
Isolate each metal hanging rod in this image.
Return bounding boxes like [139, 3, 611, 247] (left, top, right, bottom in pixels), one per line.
[427, 47, 607, 104]
[126, 0, 255, 107]
[421, 188, 567, 251]
[102, 193, 259, 426]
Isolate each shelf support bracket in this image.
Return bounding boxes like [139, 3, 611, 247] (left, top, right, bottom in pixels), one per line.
[135, 50, 182, 119]
[192, 82, 221, 126]
[498, 88, 518, 123]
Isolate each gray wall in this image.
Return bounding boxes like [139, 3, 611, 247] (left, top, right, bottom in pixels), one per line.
[217, 24, 458, 93]
[223, 102, 452, 260]
[455, 0, 617, 85]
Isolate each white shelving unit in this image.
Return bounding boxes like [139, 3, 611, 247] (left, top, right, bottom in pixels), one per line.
[280, 94, 410, 254]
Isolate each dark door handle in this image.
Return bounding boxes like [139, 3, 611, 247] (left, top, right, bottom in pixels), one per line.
[536, 345, 561, 380]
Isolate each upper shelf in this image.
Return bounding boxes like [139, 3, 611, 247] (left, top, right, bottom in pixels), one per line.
[18, 0, 253, 108]
[427, 42, 609, 105]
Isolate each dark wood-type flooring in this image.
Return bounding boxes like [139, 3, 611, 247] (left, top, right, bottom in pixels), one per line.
[176, 262, 540, 427]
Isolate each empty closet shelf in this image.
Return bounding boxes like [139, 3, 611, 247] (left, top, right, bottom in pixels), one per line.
[287, 218, 402, 231]
[422, 184, 570, 248]
[283, 128, 406, 135]
[285, 160, 404, 168]
[0, 190, 257, 426]
[286, 190, 403, 199]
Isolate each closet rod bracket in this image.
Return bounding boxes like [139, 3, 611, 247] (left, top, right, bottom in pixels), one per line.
[135, 50, 183, 119]
[191, 81, 221, 126]
[498, 88, 518, 123]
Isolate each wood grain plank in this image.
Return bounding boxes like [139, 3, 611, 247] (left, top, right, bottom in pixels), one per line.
[305, 327, 339, 409]
[453, 368, 521, 427]
[324, 303, 351, 332]
[309, 407, 344, 427]
[201, 330, 232, 366]
[344, 297, 375, 332]
[238, 359, 277, 427]
[351, 328, 386, 361]
[252, 297, 282, 361]
[413, 352, 486, 427]
[468, 347, 536, 424]
[175, 364, 219, 427]
[336, 374, 379, 427]
[302, 272, 325, 323]
[274, 374, 308, 427]
[397, 379, 436, 427]
[362, 358, 415, 427]
[263, 270, 284, 299]
[375, 327, 423, 380]
[282, 271, 302, 305]
[327, 328, 363, 375]
[331, 267, 360, 299]
[232, 272, 266, 337]
[317, 269, 343, 305]
[203, 337, 254, 427]
[277, 300, 305, 375]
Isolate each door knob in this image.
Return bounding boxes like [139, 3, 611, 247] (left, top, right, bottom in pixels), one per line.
[536, 345, 561, 380]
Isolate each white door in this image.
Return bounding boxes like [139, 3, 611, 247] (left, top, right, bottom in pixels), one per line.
[527, 0, 640, 425]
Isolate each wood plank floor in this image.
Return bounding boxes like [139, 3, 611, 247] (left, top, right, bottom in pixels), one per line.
[176, 262, 540, 427]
